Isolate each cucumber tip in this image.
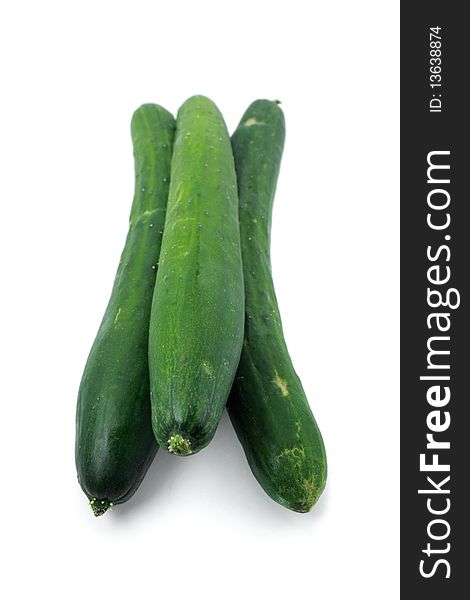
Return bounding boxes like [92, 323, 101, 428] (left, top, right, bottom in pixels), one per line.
[167, 434, 192, 456]
[89, 497, 113, 517]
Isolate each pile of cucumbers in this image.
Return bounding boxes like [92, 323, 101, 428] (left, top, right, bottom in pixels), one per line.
[75, 96, 327, 516]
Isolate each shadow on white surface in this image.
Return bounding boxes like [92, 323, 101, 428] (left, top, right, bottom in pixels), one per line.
[111, 411, 328, 526]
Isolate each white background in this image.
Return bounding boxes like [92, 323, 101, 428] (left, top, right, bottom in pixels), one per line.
[0, 1, 399, 598]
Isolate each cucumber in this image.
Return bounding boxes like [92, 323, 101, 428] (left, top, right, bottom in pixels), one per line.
[75, 104, 175, 515]
[228, 100, 327, 512]
[149, 95, 244, 456]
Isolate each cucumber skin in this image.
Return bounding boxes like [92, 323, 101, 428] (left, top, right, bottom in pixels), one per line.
[149, 96, 244, 455]
[228, 100, 327, 512]
[75, 104, 175, 512]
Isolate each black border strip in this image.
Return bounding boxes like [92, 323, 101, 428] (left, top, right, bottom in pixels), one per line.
[401, 3, 467, 596]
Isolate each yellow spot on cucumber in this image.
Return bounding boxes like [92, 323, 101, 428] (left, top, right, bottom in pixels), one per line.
[274, 371, 289, 396]
[113, 307, 122, 325]
[300, 477, 317, 512]
[202, 361, 214, 377]
[295, 420, 301, 437]
[243, 117, 266, 127]
[277, 446, 305, 460]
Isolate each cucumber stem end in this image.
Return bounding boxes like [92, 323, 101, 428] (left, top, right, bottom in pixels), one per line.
[167, 434, 192, 456]
[89, 497, 113, 517]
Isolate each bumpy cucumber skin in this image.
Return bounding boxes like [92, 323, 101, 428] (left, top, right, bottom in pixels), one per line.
[228, 100, 327, 513]
[75, 104, 175, 513]
[149, 96, 244, 455]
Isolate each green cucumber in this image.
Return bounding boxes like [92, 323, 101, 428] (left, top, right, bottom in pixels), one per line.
[149, 95, 244, 456]
[228, 100, 327, 512]
[75, 104, 175, 515]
